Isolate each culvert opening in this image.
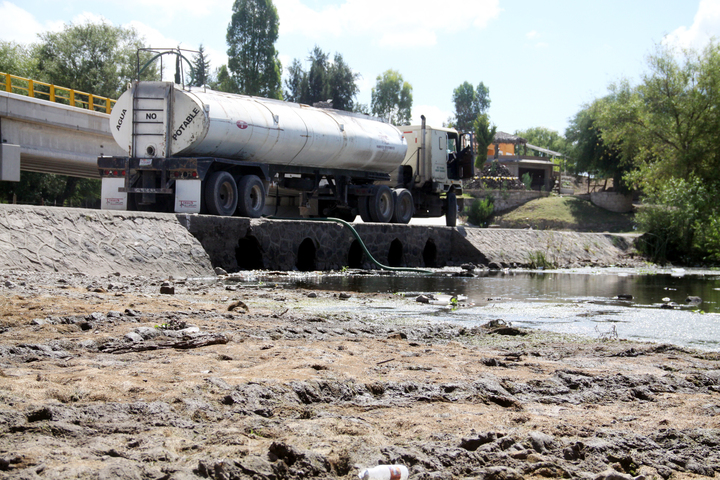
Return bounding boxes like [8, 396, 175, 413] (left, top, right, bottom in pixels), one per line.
[297, 238, 317, 271]
[423, 238, 438, 268]
[348, 240, 364, 268]
[388, 238, 403, 267]
[236, 235, 264, 270]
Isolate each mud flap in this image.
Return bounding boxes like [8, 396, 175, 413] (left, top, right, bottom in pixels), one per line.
[101, 177, 127, 210]
[175, 179, 202, 213]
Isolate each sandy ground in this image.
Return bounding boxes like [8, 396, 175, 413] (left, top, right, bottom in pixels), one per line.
[0, 271, 719, 480]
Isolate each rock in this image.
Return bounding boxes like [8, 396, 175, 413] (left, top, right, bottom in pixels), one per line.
[478, 466, 524, 480]
[617, 294, 633, 300]
[528, 431, 555, 453]
[416, 294, 436, 303]
[339, 292, 352, 299]
[236, 456, 276, 478]
[228, 300, 249, 313]
[460, 432, 498, 451]
[307, 292, 318, 298]
[4, 281, 16, 288]
[160, 285, 175, 295]
[124, 332, 143, 343]
[685, 296, 702, 305]
[214, 267, 228, 276]
[592, 469, 637, 480]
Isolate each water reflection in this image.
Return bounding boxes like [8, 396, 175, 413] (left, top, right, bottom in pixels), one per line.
[272, 269, 719, 351]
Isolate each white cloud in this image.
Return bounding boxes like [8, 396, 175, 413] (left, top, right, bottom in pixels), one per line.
[275, 0, 501, 48]
[664, 0, 720, 50]
[526, 30, 538, 39]
[0, 1, 61, 44]
[411, 104, 453, 127]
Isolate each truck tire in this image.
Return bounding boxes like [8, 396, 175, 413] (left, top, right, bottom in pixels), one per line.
[446, 192, 458, 227]
[368, 185, 394, 223]
[204, 171, 238, 216]
[358, 196, 372, 222]
[391, 188, 414, 224]
[236, 175, 266, 218]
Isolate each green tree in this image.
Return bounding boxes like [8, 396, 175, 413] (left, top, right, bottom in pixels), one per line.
[371, 69, 412, 125]
[598, 42, 720, 189]
[594, 41, 720, 263]
[0, 40, 37, 77]
[565, 100, 627, 190]
[452, 81, 491, 132]
[34, 21, 156, 99]
[326, 53, 359, 111]
[473, 113, 496, 168]
[283, 47, 360, 111]
[283, 58, 306, 103]
[305, 46, 328, 105]
[208, 64, 240, 93]
[188, 44, 211, 87]
[226, 0, 282, 99]
[514, 126, 566, 156]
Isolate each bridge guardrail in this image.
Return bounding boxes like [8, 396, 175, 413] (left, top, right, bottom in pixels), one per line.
[1, 71, 116, 114]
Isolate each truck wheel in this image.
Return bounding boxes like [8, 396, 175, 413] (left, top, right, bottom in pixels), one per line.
[391, 188, 414, 224]
[446, 192, 458, 227]
[236, 175, 266, 218]
[368, 185, 394, 223]
[358, 196, 372, 222]
[204, 171, 238, 216]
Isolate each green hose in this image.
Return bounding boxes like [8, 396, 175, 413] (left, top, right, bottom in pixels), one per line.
[268, 216, 433, 274]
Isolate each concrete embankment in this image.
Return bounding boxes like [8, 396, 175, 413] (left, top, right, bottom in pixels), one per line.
[0, 204, 638, 275]
[0, 204, 214, 277]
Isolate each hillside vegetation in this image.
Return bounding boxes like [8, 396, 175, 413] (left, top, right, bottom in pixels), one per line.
[491, 195, 636, 233]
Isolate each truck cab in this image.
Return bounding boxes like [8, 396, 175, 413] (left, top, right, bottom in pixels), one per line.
[392, 118, 474, 223]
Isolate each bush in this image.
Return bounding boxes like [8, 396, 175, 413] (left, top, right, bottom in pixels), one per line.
[636, 176, 720, 264]
[521, 172, 532, 190]
[467, 197, 494, 227]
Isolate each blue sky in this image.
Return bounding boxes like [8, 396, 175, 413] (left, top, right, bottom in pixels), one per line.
[1, 0, 719, 135]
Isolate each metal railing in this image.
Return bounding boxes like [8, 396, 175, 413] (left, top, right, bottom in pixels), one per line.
[1, 72, 116, 113]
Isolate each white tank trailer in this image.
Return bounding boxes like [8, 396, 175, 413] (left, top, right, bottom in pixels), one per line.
[98, 81, 474, 225]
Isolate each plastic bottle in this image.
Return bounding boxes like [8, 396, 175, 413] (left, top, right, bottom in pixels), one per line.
[357, 464, 409, 480]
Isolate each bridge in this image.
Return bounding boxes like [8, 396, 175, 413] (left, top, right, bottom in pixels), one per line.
[0, 72, 124, 181]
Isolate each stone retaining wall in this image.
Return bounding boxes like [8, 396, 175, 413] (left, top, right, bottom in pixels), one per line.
[590, 191, 634, 213]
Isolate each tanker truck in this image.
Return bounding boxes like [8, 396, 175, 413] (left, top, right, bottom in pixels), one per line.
[98, 80, 474, 226]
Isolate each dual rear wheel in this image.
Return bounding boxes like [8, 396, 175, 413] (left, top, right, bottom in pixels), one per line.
[358, 186, 413, 224]
[204, 171, 265, 217]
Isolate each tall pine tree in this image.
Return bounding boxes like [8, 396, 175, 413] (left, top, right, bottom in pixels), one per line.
[226, 0, 282, 99]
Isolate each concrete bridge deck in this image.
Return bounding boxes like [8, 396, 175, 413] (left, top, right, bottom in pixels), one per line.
[0, 90, 123, 179]
[0, 204, 637, 277]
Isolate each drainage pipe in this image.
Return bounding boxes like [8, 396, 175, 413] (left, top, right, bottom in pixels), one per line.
[269, 216, 433, 274]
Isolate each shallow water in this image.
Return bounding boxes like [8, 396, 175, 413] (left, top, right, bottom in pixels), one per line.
[234, 268, 720, 351]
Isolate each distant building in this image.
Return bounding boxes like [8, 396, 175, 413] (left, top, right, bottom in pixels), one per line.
[485, 131, 561, 191]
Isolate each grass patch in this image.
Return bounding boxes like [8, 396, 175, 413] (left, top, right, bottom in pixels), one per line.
[494, 195, 636, 232]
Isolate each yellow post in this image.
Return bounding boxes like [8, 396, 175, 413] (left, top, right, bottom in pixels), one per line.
[70, 90, 75, 107]
[89, 94, 94, 111]
[106, 99, 112, 114]
[50, 85, 55, 102]
[4, 74, 10, 93]
[28, 79, 34, 98]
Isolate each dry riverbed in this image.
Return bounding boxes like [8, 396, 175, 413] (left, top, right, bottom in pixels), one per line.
[0, 271, 719, 480]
